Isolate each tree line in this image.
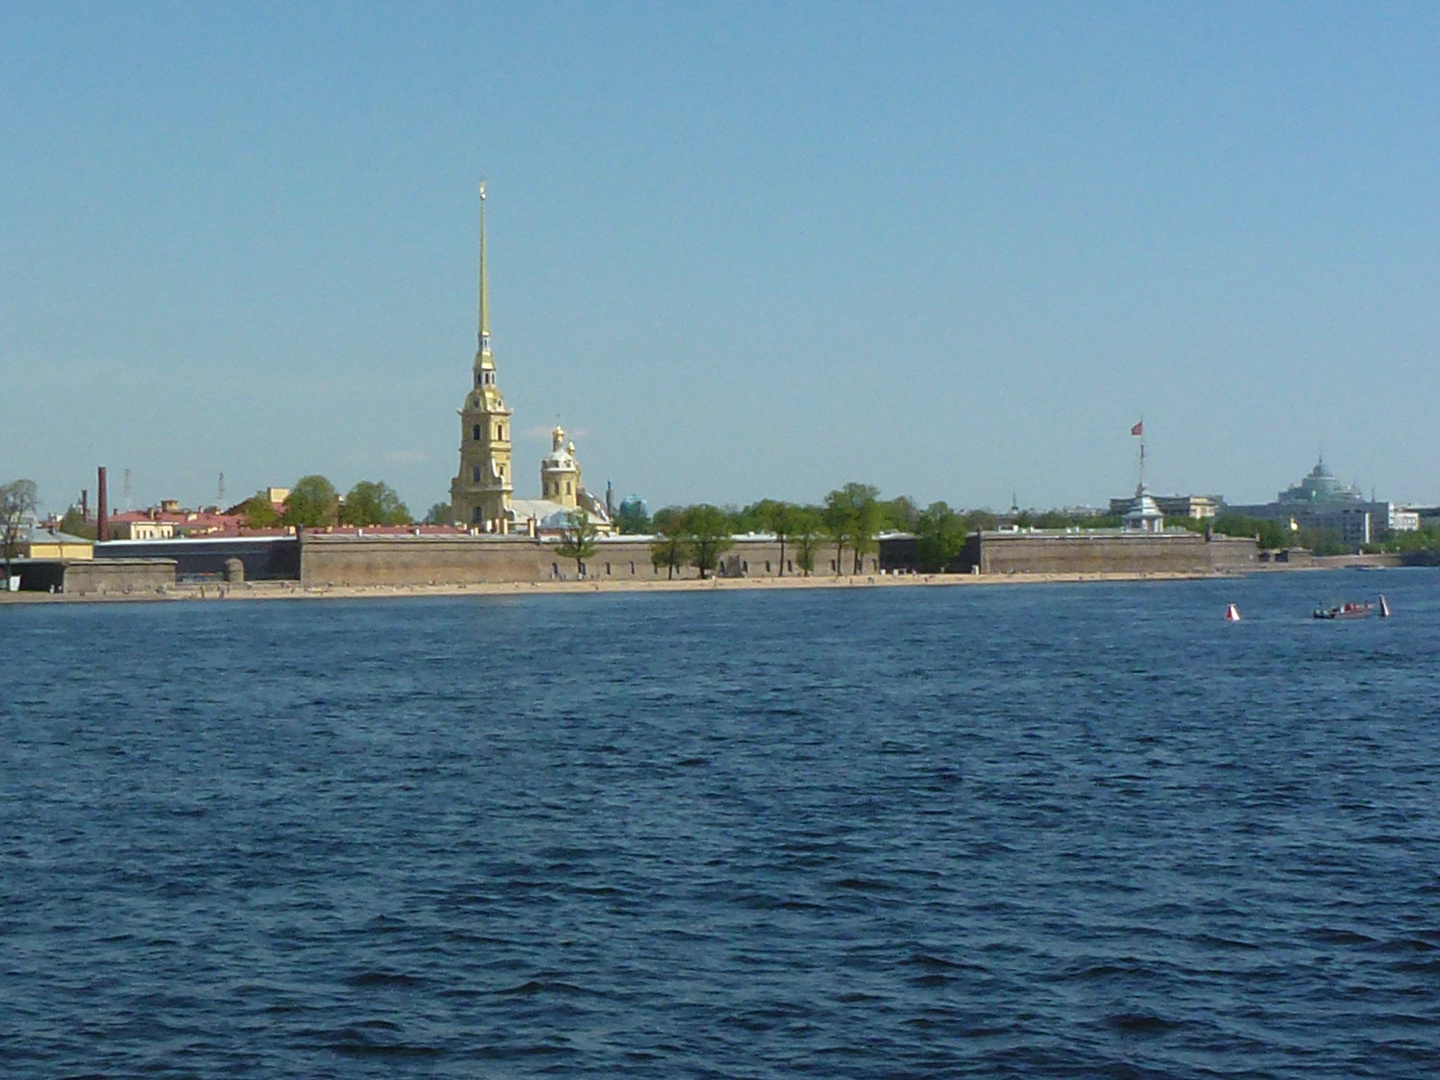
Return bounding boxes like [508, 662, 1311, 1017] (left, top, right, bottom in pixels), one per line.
[623, 483, 991, 578]
[241, 476, 413, 529]
[618, 487, 1153, 576]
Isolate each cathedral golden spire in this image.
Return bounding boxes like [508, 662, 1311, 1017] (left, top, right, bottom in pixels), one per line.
[476, 181, 491, 366]
[452, 181, 513, 531]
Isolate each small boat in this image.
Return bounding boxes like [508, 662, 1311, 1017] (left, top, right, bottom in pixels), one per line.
[1313, 600, 1372, 620]
[1379, 594, 1391, 618]
[1225, 603, 1241, 622]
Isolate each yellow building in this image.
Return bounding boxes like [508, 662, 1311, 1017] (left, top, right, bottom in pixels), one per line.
[449, 182, 515, 532]
[108, 519, 176, 540]
[510, 424, 614, 534]
[20, 525, 94, 560]
[541, 426, 580, 507]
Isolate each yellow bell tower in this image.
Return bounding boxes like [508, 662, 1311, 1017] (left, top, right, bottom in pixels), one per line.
[540, 425, 582, 509]
[450, 182, 514, 531]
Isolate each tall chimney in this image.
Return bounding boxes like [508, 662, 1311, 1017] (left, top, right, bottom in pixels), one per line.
[97, 467, 109, 542]
[81, 489, 89, 521]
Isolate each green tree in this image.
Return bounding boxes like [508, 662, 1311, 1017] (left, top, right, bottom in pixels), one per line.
[882, 495, 920, 532]
[824, 482, 882, 575]
[1, 479, 38, 588]
[748, 499, 801, 575]
[822, 500, 851, 575]
[682, 504, 734, 579]
[555, 509, 599, 577]
[790, 506, 821, 576]
[238, 492, 281, 529]
[423, 502, 452, 526]
[59, 506, 97, 540]
[341, 480, 411, 526]
[720, 503, 749, 534]
[963, 509, 999, 532]
[649, 506, 688, 579]
[1379, 526, 1440, 554]
[1031, 510, 1072, 530]
[1297, 525, 1348, 556]
[1213, 513, 1286, 550]
[282, 475, 340, 528]
[914, 501, 968, 572]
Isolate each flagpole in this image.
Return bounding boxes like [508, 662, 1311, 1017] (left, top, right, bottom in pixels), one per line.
[1139, 419, 1145, 493]
[1130, 417, 1146, 494]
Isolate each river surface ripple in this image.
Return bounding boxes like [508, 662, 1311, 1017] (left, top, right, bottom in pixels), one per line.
[3, 570, 1439, 1078]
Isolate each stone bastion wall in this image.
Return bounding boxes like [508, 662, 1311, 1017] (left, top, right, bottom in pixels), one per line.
[966, 531, 1258, 575]
[297, 530, 1256, 588]
[298, 535, 869, 588]
[63, 559, 180, 596]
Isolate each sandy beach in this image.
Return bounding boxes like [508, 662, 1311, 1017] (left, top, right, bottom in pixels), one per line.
[0, 568, 1252, 605]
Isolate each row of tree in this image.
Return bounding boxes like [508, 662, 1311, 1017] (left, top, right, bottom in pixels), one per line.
[621, 487, 1143, 575]
[619, 494, 1381, 573]
[241, 476, 413, 529]
[550, 485, 906, 580]
[635, 483, 950, 577]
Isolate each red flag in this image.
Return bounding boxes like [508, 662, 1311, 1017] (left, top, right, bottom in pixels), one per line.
[1131, 421, 1144, 436]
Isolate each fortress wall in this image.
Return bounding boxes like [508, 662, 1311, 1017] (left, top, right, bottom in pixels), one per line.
[971, 531, 1258, 575]
[1204, 536, 1261, 571]
[299, 535, 876, 587]
[300, 535, 546, 587]
[571, 538, 877, 580]
[64, 559, 178, 596]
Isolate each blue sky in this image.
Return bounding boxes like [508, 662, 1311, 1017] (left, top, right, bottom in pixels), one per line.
[3, 2, 1438, 516]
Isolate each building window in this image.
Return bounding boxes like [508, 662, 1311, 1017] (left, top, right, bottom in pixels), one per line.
[552, 563, 559, 578]
[765, 561, 771, 573]
[565, 482, 572, 495]
[830, 559, 837, 571]
[629, 561, 635, 574]
[605, 563, 611, 575]
[473, 507, 483, 523]
[741, 561, 748, 573]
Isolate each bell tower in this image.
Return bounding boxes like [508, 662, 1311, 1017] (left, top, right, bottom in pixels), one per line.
[540, 425, 582, 509]
[450, 182, 514, 531]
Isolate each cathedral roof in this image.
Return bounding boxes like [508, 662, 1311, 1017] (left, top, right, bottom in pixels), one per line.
[509, 499, 576, 529]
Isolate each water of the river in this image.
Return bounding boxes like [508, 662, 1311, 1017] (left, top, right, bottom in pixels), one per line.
[3, 570, 1439, 1078]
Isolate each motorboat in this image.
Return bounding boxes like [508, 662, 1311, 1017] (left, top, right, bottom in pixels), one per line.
[1313, 600, 1371, 620]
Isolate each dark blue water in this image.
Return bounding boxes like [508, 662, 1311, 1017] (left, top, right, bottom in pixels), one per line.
[3, 571, 1439, 1078]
